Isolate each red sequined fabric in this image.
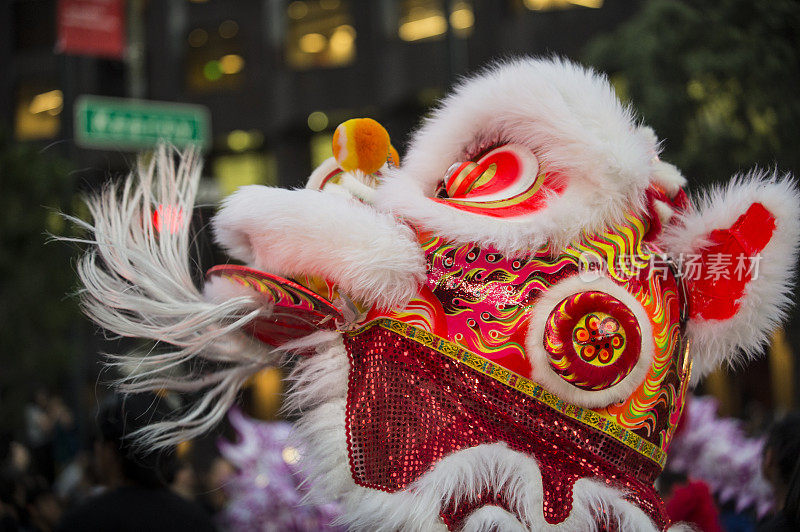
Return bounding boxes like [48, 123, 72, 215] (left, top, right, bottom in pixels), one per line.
[344, 325, 669, 529]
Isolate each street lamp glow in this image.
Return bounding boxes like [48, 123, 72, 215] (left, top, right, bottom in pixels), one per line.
[399, 14, 447, 41]
[29, 90, 63, 115]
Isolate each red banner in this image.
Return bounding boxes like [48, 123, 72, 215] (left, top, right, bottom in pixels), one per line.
[56, 0, 126, 59]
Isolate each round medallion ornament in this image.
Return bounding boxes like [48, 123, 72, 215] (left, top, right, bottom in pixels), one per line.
[544, 291, 641, 391]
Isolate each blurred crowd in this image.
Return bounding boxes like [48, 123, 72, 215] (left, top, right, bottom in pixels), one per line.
[1, 386, 798, 532]
[0, 390, 237, 532]
[659, 410, 800, 532]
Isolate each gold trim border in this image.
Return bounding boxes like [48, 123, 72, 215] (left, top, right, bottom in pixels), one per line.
[349, 318, 666, 468]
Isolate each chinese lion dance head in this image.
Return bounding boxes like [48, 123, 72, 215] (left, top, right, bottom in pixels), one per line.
[73, 58, 799, 531]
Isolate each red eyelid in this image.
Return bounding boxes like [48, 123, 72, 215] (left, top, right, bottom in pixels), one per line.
[470, 149, 522, 197]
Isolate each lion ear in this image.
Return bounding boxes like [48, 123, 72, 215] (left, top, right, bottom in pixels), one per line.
[660, 173, 800, 382]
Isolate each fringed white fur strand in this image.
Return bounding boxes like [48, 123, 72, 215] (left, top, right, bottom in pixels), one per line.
[659, 172, 800, 381]
[212, 186, 426, 310]
[63, 146, 279, 448]
[283, 333, 349, 415]
[461, 506, 527, 532]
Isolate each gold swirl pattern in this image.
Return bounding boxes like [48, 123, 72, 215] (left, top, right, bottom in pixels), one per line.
[208, 265, 340, 317]
[376, 234, 579, 377]
[565, 212, 651, 282]
[601, 276, 681, 445]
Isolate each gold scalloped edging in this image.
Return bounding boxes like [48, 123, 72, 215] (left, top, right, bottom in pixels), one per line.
[349, 318, 666, 468]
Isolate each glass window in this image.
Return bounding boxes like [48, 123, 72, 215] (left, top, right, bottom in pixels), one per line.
[398, 0, 474, 42]
[449, 1, 474, 38]
[522, 0, 603, 11]
[213, 151, 277, 195]
[185, 19, 246, 92]
[14, 82, 62, 141]
[285, 0, 356, 70]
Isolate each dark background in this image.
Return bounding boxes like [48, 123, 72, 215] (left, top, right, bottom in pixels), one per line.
[2, 0, 799, 441]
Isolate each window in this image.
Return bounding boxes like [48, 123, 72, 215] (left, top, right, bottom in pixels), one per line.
[185, 19, 246, 92]
[286, 0, 356, 70]
[522, 0, 603, 11]
[15, 82, 62, 141]
[310, 132, 334, 168]
[398, 0, 474, 42]
[213, 151, 277, 195]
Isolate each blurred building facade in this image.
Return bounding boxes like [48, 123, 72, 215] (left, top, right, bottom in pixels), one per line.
[0, 0, 648, 433]
[3, 0, 799, 428]
[3, 0, 636, 193]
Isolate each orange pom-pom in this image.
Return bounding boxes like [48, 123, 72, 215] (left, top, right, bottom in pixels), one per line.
[332, 118, 391, 174]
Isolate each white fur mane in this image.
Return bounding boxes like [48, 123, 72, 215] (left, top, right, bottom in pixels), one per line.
[212, 185, 426, 310]
[376, 57, 660, 256]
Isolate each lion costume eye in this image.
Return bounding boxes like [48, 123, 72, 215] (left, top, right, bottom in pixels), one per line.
[444, 143, 539, 200]
[435, 143, 564, 217]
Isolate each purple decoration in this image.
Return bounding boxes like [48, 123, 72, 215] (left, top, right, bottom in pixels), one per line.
[666, 395, 774, 519]
[217, 408, 344, 531]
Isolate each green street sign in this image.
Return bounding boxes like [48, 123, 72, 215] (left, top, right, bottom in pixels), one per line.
[75, 95, 211, 151]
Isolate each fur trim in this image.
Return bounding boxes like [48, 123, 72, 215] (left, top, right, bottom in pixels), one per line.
[526, 275, 655, 408]
[410, 443, 663, 531]
[305, 157, 341, 190]
[652, 160, 687, 197]
[375, 57, 658, 256]
[283, 333, 349, 415]
[461, 506, 527, 532]
[212, 186, 426, 310]
[659, 172, 800, 382]
[286, 339, 662, 531]
[306, 156, 379, 203]
[653, 200, 675, 225]
[334, 171, 379, 203]
[60, 146, 277, 448]
[668, 524, 699, 532]
[636, 126, 686, 197]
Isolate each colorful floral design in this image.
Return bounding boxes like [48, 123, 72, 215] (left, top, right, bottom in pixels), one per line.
[573, 312, 625, 364]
